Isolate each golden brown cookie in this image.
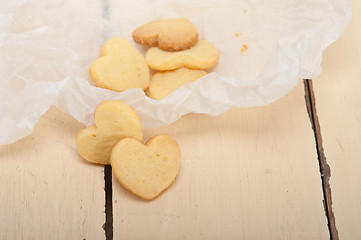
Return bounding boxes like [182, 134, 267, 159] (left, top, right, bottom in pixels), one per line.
[111, 135, 181, 200]
[145, 40, 218, 70]
[132, 18, 198, 51]
[89, 37, 150, 92]
[76, 100, 143, 165]
[147, 67, 207, 100]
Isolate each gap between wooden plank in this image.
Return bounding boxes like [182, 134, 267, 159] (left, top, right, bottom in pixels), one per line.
[304, 79, 339, 240]
[104, 165, 113, 240]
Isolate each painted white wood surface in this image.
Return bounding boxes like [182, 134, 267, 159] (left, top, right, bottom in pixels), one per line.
[313, 1, 361, 239]
[3, 0, 358, 238]
[112, 84, 329, 240]
[0, 107, 105, 240]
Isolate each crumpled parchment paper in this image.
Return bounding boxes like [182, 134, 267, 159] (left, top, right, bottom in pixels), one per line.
[0, 0, 352, 144]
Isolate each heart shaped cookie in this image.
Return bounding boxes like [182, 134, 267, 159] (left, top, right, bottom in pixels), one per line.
[145, 40, 218, 70]
[133, 18, 198, 51]
[111, 135, 181, 200]
[89, 37, 150, 92]
[76, 100, 143, 165]
[147, 67, 207, 100]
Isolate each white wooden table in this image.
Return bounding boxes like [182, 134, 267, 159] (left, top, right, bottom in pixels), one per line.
[1, 1, 360, 239]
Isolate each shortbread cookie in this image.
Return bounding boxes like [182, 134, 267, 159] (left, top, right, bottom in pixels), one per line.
[111, 135, 181, 200]
[76, 100, 143, 165]
[145, 40, 218, 70]
[147, 68, 207, 100]
[133, 18, 198, 51]
[89, 37, 150, 92]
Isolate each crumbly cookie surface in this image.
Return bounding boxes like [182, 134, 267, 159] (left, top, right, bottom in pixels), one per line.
[76, 100, 143, 165]
[133, 18, 198, 51]
[111, 135, 181, 200]
[147, 67, 207, 100]
[145, 40, 218, 70]
[89, 37, 150, 92]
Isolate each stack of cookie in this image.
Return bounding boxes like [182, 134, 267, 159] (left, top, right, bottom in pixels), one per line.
[80, 19, 218, 200]
[76, 100, 181, 200]
[133, 18, 218, 100]
[89, 18, 218, 100]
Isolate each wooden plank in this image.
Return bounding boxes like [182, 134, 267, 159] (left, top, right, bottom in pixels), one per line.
[0, 0, 106, 239]
[112, 83, 329, 239]
[0, 106, 105, 239]
[312, 1, 361, 239]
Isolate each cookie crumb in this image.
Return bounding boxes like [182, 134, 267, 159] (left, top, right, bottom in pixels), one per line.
[240, 44, 248, 53]
[244, 9, 247, 13]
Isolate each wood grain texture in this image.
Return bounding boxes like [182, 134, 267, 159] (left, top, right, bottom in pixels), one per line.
[312, 1, 361, 239]
[0, 107, 105, 240]
[112, 83, 329, 240]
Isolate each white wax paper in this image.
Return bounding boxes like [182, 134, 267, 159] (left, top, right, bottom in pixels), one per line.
[0, 0, 352, 144]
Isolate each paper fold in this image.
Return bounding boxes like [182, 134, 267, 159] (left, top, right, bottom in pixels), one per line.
[0, 0, 352, 144]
